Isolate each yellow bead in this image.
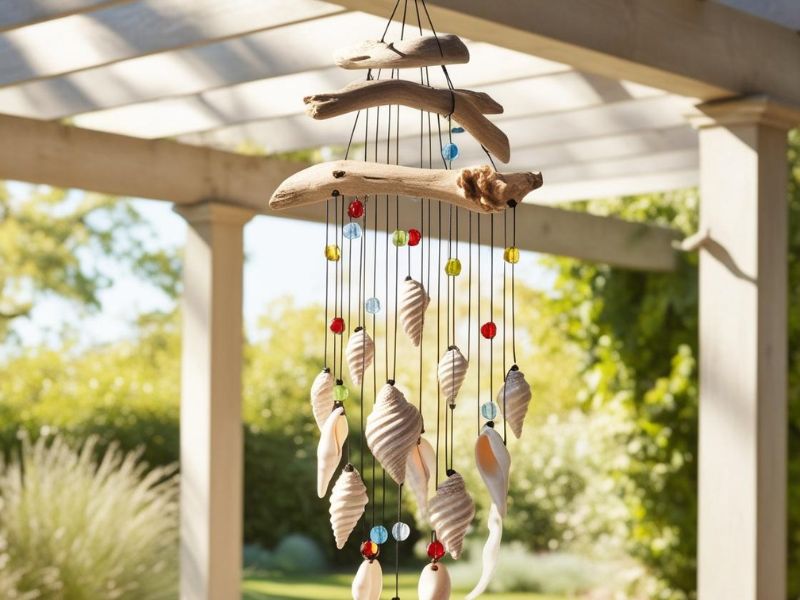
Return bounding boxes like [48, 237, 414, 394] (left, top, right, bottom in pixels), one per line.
[325, 244, 341, 261]
[503, 246, 520, 264]
[445, 258, 462, 276]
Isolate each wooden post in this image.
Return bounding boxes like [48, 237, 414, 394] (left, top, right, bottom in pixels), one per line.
[693, 97, 795, 600]
[174, 201, 255, 600]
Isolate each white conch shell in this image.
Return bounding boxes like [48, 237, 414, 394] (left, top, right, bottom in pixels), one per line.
[497, 366, 532, 439]
[352, 558, 383, 600]
[317, 406, 348, 498]
[465, 503, 503, 600]
[329, 466, 368, 549]
[475, 425, 511, 517]
[346, 327, 374, 386]
[405, 437, 436, 522]
[398, 277, 430, 346]
[429, 472, 475, 559]
[437, 346, 468, 406]
[418, 562, 452, 600]
[310, 369, 334, 430]
[365, 383, 422, 485]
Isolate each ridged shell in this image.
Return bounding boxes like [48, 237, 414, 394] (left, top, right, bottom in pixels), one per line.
[346, 328, 374, 386]
[475, 425, 511, 517]
[352, 558, 382, 600]
[418, 562, 452, 600]
[465, 503, 503, 600]
[437, 346, 468, 405]
[365, 383, 422, 485]
[310, 369, 335, 430]
[497, 367, 532, 439]
[398, 277, 430, 346]
[317, 406, 348, 498]
[329, 466, 368, 549]
[429, 472, 475, 559]
[405, 436, 436, 523]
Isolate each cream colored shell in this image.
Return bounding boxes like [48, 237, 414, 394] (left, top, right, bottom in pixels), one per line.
[329, 466, 368, 549]
[398, 277, 430, 346]
[352, 558, 382, 600]
[405, 436, 436, 523]
[437, 346, 469, 405]
[465, 503, 503, 600]
[418, 562, 452, 600]
[429, 472, 475, 559]
[497, 367, 532, 439]
[475, 424, 511, 517]
[346, 327, 374, 386]
[310, 369, 335, 430]
[317, 406, 348, 498]
[365, 383, 422, 485]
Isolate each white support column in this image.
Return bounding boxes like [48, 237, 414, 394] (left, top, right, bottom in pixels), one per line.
[175, 201, 255, 600]
[694, 97, 796, 600]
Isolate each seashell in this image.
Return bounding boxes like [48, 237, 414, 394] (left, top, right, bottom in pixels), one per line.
[437, 345, 469, 405]
[398, 277, 430, 346]
[418, 562, 452, 600]
[329, 465, 368, 549]
[346, 327, 375, 386]
[366, 383, 422, 485]
[405, 436, 436, 523]
[352, 558, 383, 600]
[429, 472, 475, 559]
[465, 503, 503, 600]
[310, 369, 335, 430]
[497, 366, 532, 439]
[317, 406, 348, 498]
[475, 424, 511, 517]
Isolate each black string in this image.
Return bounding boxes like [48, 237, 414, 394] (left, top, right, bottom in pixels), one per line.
[332, 199, 339, 380]
[324, 200, 331, 368]
[339, 196, 346, 380]
[512, 203, 518, 364]
[476, 214, 481, 436]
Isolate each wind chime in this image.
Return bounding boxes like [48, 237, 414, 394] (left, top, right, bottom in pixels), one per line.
[269, 2, 542, 598]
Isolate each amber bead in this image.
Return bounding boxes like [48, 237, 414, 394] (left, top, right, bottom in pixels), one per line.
[503, 246, 520, 264]
[325, 244, 341, 261]
[445, 258, 462, 276]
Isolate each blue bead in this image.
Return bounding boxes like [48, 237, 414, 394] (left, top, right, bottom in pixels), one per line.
[481, 402, 498, 420]
[391, 522, 410, 541]
[451, 126, 465, 134]
[441, 143, 460, 161]
[365, 297, 381, 315]
[370, 525, 389, 545]
[343, 222, 362, 240]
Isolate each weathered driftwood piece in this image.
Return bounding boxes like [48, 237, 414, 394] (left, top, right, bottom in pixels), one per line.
[305, 80, 509, 162]
[334, 34, 470, 70]
[268, 161, 543, 214]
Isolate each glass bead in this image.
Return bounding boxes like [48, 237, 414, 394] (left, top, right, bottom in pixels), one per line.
[348, 199, 365, 219]
[445, 258, 462, 277]
[330, 317, 345, 334]
[365, 297, 382, 315]
[360, 540, 380, 560]
[391, 522, 410, 541]
[408, 228, 422, 247]
[451, 126, 465, 134]
[427, 540, 446, 561]
[481, 321, 497, 339]
[334, 384, 349, 401]
[392, 229, 408, 247]
[481, 401, 498, 420]
[324, 244, 341, 261]
[343, 222, 362, 240]
[370, 525, 389, 545]
[504, 246, 520, 264]
[442, 142, 460, 161]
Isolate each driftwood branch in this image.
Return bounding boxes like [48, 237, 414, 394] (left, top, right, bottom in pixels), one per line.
[268, 160, 543, 213]
[334, 34, 470, 69]
[304, 80, 510, 163]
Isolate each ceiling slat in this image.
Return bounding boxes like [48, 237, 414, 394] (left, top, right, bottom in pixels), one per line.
[0, 0, 133, 32]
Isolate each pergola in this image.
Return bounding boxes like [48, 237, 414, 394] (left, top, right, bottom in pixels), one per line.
[0, 1, 797, 598]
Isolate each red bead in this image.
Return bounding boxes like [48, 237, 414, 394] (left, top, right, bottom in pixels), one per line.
[348, 200, 365, 219]
[360, 540, 380, 560]
[330, 317, 345, 334]
[426, 540, 445, 561]
[480, 321, 497, 339]
[408, 228, 422, 246]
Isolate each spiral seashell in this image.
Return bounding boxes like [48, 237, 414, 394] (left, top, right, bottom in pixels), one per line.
[365, 383, 422, 485]
[437, 345, 469, 406]
[352, 558, 383, 600]
[429, 472, 475, 559]
[497, 366, 532, 439]
[475, 424, 511, 517]
[405, 436, 436, 523]
[317, 406, 348, 498]
[346, 327, 374, 386]
[310, 369, 334, 430]
[398, 277, 430, 346]
[329, 465, 368, 549]
[418, 562, 452, 600]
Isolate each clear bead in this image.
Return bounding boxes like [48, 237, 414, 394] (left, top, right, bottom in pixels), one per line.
[365, 297, 381, 315]
[481, 402, 498, 420]
[343, 222, 362, 240]
[391, 522, 410, 541]
[370, 525, 389, 545]
[442, 143, 459, 161]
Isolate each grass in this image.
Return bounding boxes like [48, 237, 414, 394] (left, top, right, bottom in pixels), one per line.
[242, 572, 566, 600]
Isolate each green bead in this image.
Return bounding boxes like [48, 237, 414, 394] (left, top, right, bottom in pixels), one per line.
[334, 384, 349, 401]
[503, 246, 520, 264]
[392, 229, 408, 247]
[325, 244, 341, 261]
[445, 258, 462, 276]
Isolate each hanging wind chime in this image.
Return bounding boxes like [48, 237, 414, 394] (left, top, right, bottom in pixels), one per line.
[269, 1, 542, 598]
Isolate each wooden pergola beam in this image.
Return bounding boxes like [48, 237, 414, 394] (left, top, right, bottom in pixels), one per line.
[0, 0, 134, 32]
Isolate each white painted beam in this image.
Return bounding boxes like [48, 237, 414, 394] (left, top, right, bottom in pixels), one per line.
[0, 0, 133, 32]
